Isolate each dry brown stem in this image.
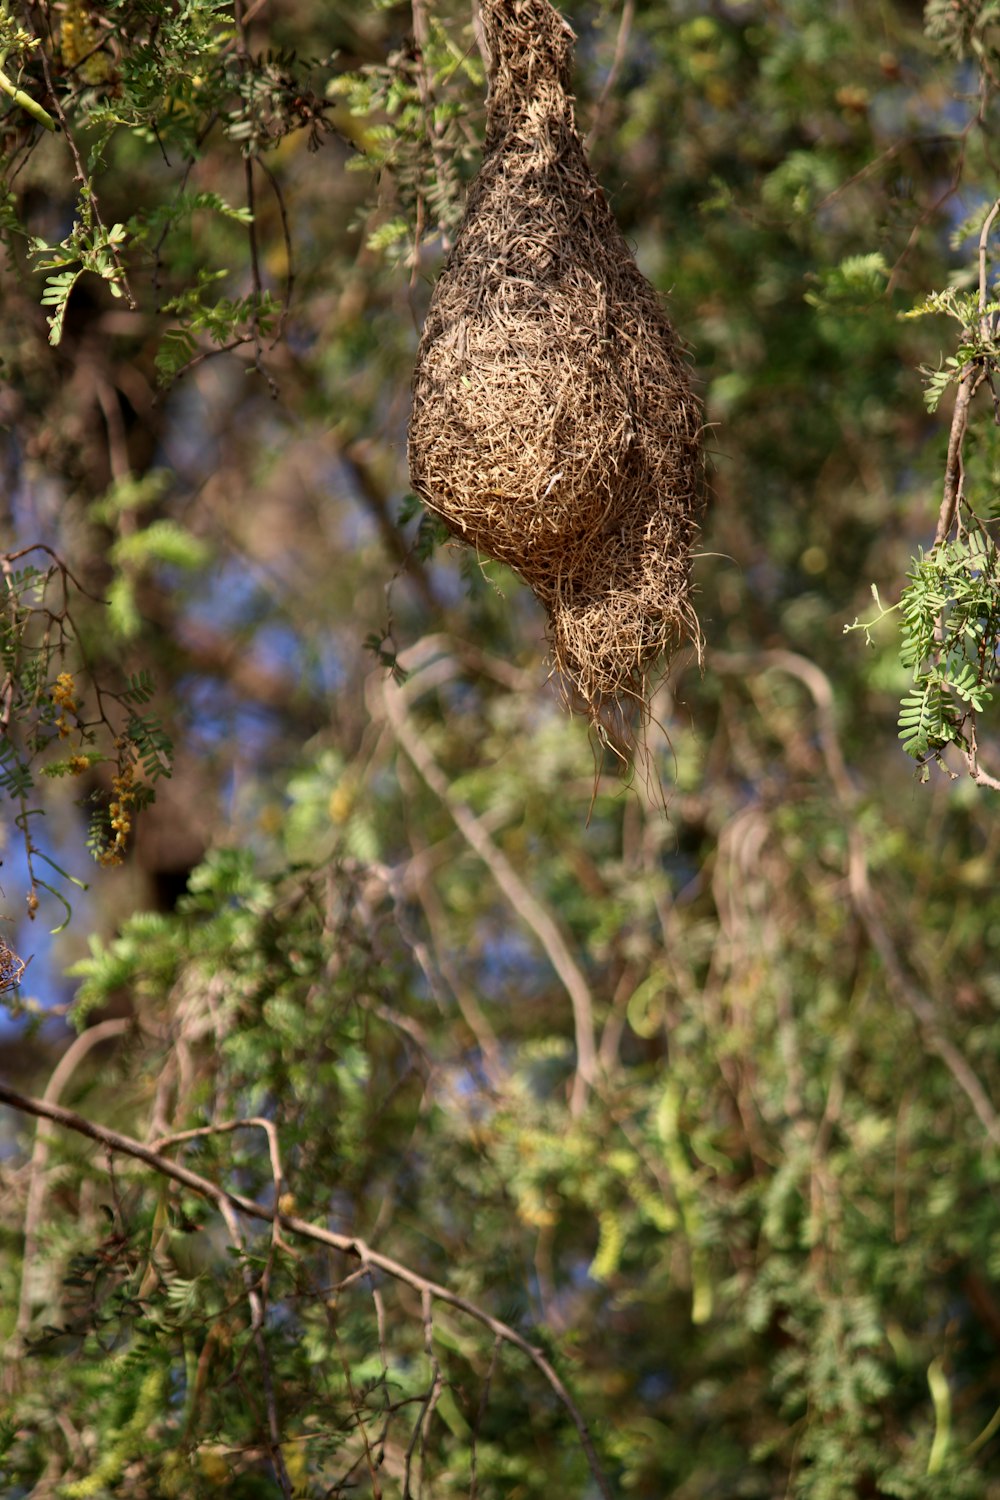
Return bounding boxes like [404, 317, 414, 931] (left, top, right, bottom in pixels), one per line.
[217, 1193, 294, 1499]
[930, 198, 1000, 783]
[934, 198, 1000, 547]
[10, 1016, 130, 1359]
[585, 0, 636, 154]
[376, 661, 598, 1115]
[713, 648, 1000, 1150]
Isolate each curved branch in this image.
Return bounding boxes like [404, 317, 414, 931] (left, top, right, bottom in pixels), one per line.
[585, 0, 636, 154]
[0, 1081, 614, 1500]
[11, 1017, 131, 1351]
[978, 199, 1000, 332]
[712, 648, 1000, 1149]
[376, 665, 598, 1116]
[935, 198, 1000, 547]
[934, 367, 980, 547]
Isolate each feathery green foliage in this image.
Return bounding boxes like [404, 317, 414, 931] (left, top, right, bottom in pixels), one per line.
[3, 2, 1000, 1498]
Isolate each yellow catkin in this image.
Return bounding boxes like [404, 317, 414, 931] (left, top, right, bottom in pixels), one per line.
[61, 1, 113, 85]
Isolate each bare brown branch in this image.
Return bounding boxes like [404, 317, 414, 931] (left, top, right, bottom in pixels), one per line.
[585, 0, 636, 154]
[934, 198, 1000, 547]
[712, 648, 1000, 1149]
[10, 1017, 131, 1361]
[375, 658, 599, 1116]
[0, 1081, 615, 1500]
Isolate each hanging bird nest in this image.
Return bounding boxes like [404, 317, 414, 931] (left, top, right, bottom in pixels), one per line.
[0, 935, 26, 994]
[408, 0, 702, 751]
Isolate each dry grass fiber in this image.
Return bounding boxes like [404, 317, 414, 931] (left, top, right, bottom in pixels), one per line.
[409, 0, 702, 751]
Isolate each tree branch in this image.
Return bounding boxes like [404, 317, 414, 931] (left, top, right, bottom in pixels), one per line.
[216, 1194, 293, 1499]
[978, 199, 1000, 333]
[585, 0, 635, 154]
[375, 660, 599, 1116]
[11, 1017, 131, 1356]
[0, 1081, 614, 1500]
[934, 367, 979, 547]
[934, 198, 1000, 547]
[712, 648, 1000, 1149]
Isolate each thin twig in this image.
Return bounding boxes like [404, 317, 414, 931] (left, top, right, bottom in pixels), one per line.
[153, 1115, 284, 1191]
[327, 1257, 388, 1494]
[29, 37, 135, 308]
[962, 737, 1000, 791]
[712, 649, 1000, 1149]
[410, 0, 454, 248]
[978, 198, 1000, 333]
[10, 1017, 131, 1357]
[217, 1196, 293, 1500]
[585, 0, 635, 154]
[469, 1335, 502, 1500]
[814, 134, 962, 216]
[95, 375, 130, 483]
[403, 1286, 444, 1499]
[233, 0, 278, 396]
[5, 543, 98, 599]
[935, 367, 982, 547]
[886, 117, 974, 297]
[376, 667, 598, 1116]
[256, 155, 295, 343]
[400, 812, 504, 1085]
[0, 1083, 615, 1500]
[712, 650, 853, 800]
[153, 1114, 294, 1256]
[932, 200, 1000, 776]
[845, 827, 1000, 1147]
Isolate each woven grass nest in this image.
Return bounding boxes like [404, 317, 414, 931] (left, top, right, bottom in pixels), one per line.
[409, 0, 703, 751]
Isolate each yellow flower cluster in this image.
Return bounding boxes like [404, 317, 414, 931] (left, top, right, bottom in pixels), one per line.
[61, 0, 114, 86]
[97, 760, 136, 867]
[51, 671, 80, 739]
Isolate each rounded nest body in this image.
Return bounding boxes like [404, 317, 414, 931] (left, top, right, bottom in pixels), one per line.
[409, 0, 702, 733]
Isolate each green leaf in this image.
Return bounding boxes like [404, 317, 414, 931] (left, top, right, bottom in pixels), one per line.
[897, 681, 954, 758]
[40, 267, 83, 346]
[112, 520, 211, 571]
[804, 252, 889, 314]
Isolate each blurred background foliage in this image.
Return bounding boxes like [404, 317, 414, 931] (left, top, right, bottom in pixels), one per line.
[2, 0, 1000, 1495]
